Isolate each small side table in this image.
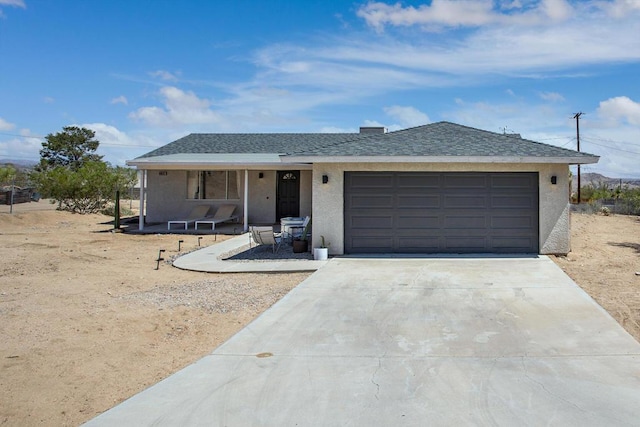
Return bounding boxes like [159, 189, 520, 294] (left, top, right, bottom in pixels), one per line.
[280, 217, 305, 243]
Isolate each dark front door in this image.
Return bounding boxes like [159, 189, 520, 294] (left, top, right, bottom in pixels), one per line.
[276, 171, 300, 220]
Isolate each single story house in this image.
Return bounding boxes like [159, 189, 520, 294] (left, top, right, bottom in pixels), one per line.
[127, 121, 599, 255]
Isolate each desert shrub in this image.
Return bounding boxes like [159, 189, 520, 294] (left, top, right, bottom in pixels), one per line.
[32, 161, 136, 214]
[101, 204, 134, 217]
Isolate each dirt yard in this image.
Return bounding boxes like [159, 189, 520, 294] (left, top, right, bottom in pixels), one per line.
[0, 201, 310, 426]
[552, 212, 640, 342]
[0, 201, 638, 426]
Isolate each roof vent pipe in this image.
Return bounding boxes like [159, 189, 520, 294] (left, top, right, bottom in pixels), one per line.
[359, 127, 386, 134]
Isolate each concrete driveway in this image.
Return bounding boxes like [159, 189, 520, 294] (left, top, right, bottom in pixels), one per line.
[85, 256, 640, 426]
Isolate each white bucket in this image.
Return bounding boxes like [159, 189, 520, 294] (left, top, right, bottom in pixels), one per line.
[313, 247, 328, 261]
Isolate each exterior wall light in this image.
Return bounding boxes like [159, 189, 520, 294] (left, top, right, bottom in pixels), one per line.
[322, 174, 329, 184]
[551, 176, 557, 185]
[258, 172, 264, 179]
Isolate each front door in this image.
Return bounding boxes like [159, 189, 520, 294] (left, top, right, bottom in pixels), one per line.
[276, 171, 300, 220]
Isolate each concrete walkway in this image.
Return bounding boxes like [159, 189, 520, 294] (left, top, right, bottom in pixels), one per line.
[173, 233, 327, 273]
[85, 256, 640, 426]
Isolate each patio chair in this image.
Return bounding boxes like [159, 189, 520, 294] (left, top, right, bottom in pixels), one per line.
[289, 216, 310, 241]
[195, 204, 239, 230]
[167, 205, 213, 230]
[250, 226, 282, 253]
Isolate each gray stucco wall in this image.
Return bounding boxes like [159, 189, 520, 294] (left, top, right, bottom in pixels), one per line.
[299, 170, 312, 218]
[247, 171, 276, 224]
[145, 170, 244, 223]
[311, 163, 571, 255]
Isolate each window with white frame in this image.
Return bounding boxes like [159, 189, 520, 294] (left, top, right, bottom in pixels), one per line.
[186, 171, 240, 200]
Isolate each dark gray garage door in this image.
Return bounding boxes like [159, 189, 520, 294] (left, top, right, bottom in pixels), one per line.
[344, 172, 539, 254]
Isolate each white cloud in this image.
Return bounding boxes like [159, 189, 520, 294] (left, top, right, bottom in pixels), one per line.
[356, 0, 575, 32]
[539, 91, 565, 102]
[0, 130, 42, 163]
[604, 0, 640, 17]
[0, 0, 25, 16]
[43, 96, 55, 104]
[596, 96, 640, 126]
[129, 86, 222, 127]
[539, 0, 573, 21]
[361, 119, 386, 127]
[384, 105, 431, 127]
[0, 117, 16, 131]
[252, 3, 640, 94]
[357, 1, 496, 32]
[79, 123, 162, 166]
[149, 70, 180, 81]
[319, 126, 357, 133]
[110, 95, 128, 105]
[0, 0, 26, 6]
[438, 96, 640, 177]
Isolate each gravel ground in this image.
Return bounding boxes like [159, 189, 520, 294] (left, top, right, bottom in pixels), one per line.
[221, 243, 314, 261]
[120, 277, 294, 313]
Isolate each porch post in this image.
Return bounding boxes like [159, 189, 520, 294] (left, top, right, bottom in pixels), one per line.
[243, 169, 249, 232]
[138, 169, 146, 231]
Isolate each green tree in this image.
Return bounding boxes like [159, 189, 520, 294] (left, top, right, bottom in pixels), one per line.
[0, 164, 17, 186]
[112, 166, 138, 193]
[37, 126, 103, 172]
[31, 126, 137, 214]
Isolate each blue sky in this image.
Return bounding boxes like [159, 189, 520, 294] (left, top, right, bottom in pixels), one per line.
[1, 0, 639, 177]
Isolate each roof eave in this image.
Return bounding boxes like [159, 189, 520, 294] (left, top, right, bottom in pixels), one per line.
[126, 159, 312, 170]
[282, 155, 600, 165]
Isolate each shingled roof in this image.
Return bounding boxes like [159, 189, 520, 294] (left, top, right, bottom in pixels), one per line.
[284, 122, 599, 162]
[129, 121, 598, 167]
[136, 133, 361, 159]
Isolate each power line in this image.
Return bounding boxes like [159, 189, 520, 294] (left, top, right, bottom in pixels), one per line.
[582, 139, 640, 156]
[0, 132, 156, 148]
[557, 138, 576, 148]
[0, 132, 44, 139]
[582, 135, 640, 148]
[538, 136, 574, 141]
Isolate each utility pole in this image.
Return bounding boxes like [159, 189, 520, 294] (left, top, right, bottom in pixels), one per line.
[573, 112, 583, 203]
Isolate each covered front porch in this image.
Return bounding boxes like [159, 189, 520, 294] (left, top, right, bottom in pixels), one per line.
[133, 165, 312, 234]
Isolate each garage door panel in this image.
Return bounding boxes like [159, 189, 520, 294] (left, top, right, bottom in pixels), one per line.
[444, 237, 488, 250]
[397, 195, 440, 208]
[348, 173, 394, 189]
[444, 195, 487, 209]
[444, 215, 487, 228]
[491, 174, 536, 189]
[350, 237, 394, 252]
[491, 195, 536, 209]
[491, 215, 534, 229]
[349, 195, 394, 209]
[349, 214, 394, 229]
[397, 174, 440, 188]
[397, 215, 440, 229]
[396, 237, 441, 251]
[490, 237, 536, 250]
[444, 174, 488, 188]
[344, 172, 538, 254]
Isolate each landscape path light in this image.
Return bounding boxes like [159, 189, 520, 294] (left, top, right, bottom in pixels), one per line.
[155, 249, 166, 270]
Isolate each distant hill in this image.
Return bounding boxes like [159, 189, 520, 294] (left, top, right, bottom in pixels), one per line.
[572, 173, 640, 192]
[0, 159, 37, 168]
